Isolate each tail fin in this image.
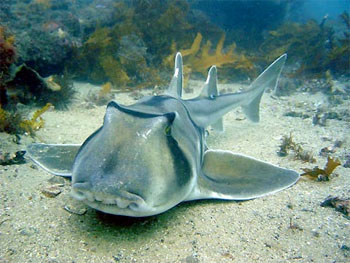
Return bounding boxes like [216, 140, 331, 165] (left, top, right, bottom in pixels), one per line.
[242, 54, 287, 122]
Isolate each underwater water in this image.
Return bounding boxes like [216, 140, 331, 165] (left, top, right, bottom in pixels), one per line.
[0, 1, 349, 262]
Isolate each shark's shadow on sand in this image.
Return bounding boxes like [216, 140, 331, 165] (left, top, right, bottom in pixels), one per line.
[69, 198, 234, 242]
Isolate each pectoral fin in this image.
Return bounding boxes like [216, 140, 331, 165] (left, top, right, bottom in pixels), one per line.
[186, 150, 299, 201]
[26, 143, 81, 177]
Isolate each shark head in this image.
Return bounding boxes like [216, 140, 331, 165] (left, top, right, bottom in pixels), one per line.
[70, 101, 194, 216]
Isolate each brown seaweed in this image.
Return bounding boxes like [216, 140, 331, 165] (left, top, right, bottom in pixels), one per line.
[259, 20, 333, 76]
[165, 32, 254, 84]
[277, 134, 316, 163]
[301, 156, 341, 181]
[70, 0, 193, 89]
[86, 82, 114, 106]
[0, 25, 16, 107]
[326, 12, 350, 74]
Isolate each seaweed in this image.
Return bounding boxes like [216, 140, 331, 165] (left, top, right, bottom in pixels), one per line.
[0, 106, 22, 134]
[19, 103, 53, 135]
[70, 0, 193, 89]
[322, 70, 345, 105]
[277, 134, 294, 157]
[0, 26, 16, 81]
[165, 32, 254, 82]
[0, 25, 16, 106]
[325, 70, 335, 94]
[259, 20, 333, 76]
[71, 25, 149, 88]
[326, 12, 350, 75]
[259, 13, 350, 76]
[70, 0, 258, 88]
[87, 82, 114, 106]
[33, 0, 52, 9]
[277, 134, 315, 163]
[100, 56, 130, 86]
[190, 33, 253, 74]
[301, 156, 341, 181]
[0, 103, 52, 136]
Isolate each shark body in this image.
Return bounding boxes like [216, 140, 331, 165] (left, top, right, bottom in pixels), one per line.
[27, 53, 299, 217]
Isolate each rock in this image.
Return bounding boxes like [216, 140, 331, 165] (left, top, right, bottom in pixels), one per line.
[63, 204, 87, 215]
[41, 185, 62, 198]
[0, 151, 26, 165]
[321, 195, 350, 217]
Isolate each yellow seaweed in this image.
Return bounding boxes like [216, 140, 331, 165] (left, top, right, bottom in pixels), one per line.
[99, 82, 112, 97]
[100, 56, 130, 87]
[167, 32, 254, 76]
[19, 103, 53, 135]
[181, 33, 202, 57]
[86, 27, 112, 48]
[34, 0, 51, 9]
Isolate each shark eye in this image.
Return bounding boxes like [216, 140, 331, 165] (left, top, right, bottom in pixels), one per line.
[164, 125, 172, 136]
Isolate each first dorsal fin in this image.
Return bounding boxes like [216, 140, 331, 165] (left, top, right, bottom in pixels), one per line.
[166, 52, 183, 98]
[199, 66, 224, 131]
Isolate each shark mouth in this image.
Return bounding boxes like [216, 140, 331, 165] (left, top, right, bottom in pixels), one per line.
[71, 182, 146, 211]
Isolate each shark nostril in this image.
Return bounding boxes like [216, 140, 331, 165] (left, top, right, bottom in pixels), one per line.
[71, 182, 93, 201]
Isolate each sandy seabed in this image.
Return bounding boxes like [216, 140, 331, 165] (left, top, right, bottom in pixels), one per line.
[0, 80, 349, 263]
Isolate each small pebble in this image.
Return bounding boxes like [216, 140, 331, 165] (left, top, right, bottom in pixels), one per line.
[311, 230, 320, 237]
[42, 185, 62, 198]
[64, 204, 87, 215]
[30, 164, 38, 170]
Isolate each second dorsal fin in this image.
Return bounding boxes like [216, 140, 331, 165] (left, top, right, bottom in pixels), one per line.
[199, 66, 224, 131]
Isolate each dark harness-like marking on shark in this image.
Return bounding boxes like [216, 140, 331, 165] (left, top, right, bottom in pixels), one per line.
[27, 53, 299, 217]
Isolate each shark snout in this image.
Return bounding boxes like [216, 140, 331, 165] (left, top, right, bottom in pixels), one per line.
[71, 182, 145, 210]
